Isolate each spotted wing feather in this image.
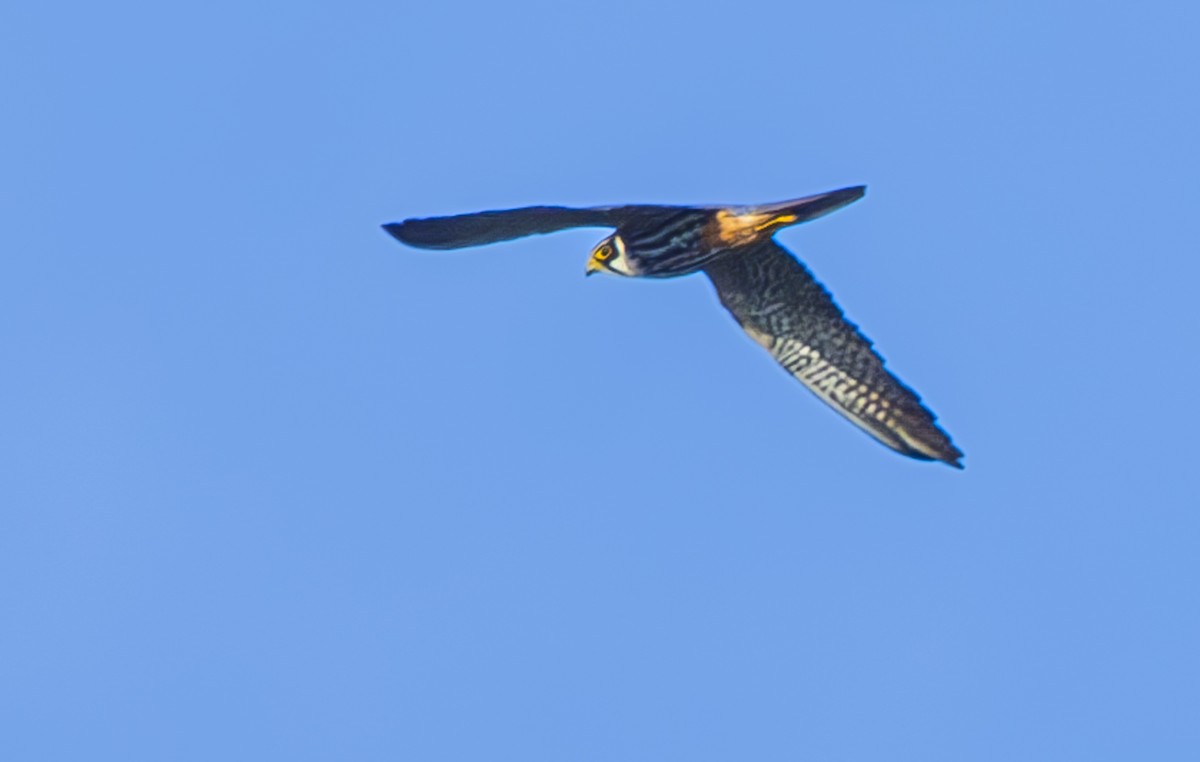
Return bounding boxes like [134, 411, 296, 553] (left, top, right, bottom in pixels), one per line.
[703, 240, 962, 467]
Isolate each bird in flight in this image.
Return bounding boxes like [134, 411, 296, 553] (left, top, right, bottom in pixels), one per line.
[383, 186, 963, 468]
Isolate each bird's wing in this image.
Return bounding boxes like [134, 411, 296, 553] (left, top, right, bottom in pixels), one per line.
[703, 240, 962, 467]
[382, 205, 667, 250]
[741, 185, 866, 224]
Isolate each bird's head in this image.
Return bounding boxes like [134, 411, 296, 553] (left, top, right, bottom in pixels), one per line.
[585, 234, 635, 277]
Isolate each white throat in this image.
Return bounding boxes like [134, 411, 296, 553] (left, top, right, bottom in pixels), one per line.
[607, 234, 637, 276]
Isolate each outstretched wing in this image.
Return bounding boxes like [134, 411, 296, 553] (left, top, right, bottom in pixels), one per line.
[384, 205, 657, 250]
[703, 240, 962, 467]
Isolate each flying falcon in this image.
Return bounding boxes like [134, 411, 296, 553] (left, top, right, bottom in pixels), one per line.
[383, 186, 963, 468]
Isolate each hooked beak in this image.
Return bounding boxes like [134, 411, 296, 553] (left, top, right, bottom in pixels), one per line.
[585, 258, 603, 277]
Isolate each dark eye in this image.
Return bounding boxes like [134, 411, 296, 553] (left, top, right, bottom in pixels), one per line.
[596, 245, 612, 260]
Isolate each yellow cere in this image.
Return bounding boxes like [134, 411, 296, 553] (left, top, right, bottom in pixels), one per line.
[586, 246, 609, 275]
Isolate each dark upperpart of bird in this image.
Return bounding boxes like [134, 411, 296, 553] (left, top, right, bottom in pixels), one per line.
[584, 186, 867, 277]
[382, 185, 965, 468]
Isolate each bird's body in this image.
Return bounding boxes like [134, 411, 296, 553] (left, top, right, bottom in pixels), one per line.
[602, 207, 712, 276]
[383, 186, 964, 468]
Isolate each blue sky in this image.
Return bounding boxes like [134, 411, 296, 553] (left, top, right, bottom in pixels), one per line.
[2, 1, 1198, 759]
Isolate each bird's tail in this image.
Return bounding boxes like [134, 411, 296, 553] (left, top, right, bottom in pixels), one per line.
[747, 185, 866, 231]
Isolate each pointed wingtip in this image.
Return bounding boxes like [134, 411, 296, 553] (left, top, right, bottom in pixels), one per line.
[381, 222, 405, 242]
[935, 442, 965, 470]
[926, 440, 964, 470]
[839, 185, 867, 203]
[896, 418, 963, 470]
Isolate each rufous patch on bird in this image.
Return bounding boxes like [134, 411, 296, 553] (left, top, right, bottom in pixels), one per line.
[382, 184, 962, 467]
[711, 210, 798, 247]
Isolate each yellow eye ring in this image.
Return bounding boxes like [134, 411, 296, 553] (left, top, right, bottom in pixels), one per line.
[596, 245, 612, 260]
